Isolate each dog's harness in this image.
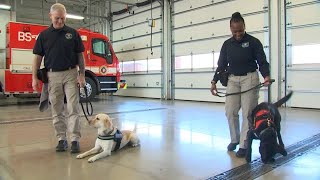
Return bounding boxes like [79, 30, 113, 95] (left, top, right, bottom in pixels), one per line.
[98, 128, 123, 151]
[253, 109, 275, 138]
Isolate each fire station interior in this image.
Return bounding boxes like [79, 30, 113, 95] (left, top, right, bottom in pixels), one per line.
[0, 0, 320, 180]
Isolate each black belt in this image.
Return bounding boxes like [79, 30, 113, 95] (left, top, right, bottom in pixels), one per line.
[48, 66, 76, 72]
[232, 69, 256, 76]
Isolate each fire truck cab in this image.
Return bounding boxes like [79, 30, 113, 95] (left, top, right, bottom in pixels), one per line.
[0, 22, 125, 101]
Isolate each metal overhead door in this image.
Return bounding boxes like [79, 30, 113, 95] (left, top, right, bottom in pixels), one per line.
[173, 0, 269, 102]
[112, 3, 163, 98]
[285, 0, 320, 109]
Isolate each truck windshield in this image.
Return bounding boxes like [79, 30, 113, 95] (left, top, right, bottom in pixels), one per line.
[92, 38, 113, 64]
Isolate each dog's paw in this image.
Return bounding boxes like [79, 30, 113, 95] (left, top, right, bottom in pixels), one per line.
[88, 157, 97, 163]
[76, 154, 85, 159]
[245, 157, 251, 163]
[279, 147, 288, 156]
[131, 143, 140, 147]
[270, 158, 275, 162]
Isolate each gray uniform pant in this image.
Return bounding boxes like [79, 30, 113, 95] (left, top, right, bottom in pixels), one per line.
[225, 71, 259, 149]
[48, 68, 81, 142]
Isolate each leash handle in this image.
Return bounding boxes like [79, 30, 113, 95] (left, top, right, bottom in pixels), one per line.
[80, 87, 93, 122]
[266, 79, 275, 84]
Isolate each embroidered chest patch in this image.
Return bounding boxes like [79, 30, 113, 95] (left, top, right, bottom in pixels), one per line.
[65, 33, 73, 40]
[242, 42, 249, 48]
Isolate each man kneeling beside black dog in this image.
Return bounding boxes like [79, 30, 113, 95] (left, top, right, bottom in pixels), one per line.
[246, 92, 293, 163]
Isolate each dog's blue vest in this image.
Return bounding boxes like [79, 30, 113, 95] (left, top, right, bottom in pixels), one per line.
[98, 129, 123, 151]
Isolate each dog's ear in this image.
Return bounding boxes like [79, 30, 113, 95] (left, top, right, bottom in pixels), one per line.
[90, 114, 99, 123]
[103, 115, 113, 128]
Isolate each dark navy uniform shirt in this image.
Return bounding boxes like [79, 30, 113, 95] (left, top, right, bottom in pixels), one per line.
[213, 33, 270, 82]
[33, 24, 85, 71]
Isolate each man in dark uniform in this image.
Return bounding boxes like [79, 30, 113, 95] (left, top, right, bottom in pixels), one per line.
[210, 12, 271, 158]
[32, 3, 86, 153]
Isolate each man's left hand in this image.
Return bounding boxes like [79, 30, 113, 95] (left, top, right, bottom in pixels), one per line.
[78, 74, 86, 88]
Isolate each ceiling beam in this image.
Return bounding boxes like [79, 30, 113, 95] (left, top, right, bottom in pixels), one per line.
[107, 0, 135, 5]
[45, 0, 104, 9]
[45, 0, 135, 6]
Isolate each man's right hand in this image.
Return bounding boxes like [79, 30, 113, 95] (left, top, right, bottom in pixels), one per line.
[210, 82, 218, 96]
[32, 78, 40, 92]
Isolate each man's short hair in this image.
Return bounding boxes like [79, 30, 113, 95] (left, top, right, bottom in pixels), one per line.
[50, 3, 66, 13]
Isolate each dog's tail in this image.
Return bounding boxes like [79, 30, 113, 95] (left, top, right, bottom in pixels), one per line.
[133, 123, 138, 133]
[273, 91, 293, 107]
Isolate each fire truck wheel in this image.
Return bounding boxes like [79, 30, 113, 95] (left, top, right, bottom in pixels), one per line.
[80, 77, 97, 102]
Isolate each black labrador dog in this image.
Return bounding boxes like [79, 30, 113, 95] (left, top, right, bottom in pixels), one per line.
[246, 91, 293, 163]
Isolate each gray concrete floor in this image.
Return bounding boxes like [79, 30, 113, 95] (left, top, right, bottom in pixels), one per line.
[0, 95, 320, 180]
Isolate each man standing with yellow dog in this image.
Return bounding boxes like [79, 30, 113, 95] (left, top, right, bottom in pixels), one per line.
[32, 3, 86, 153]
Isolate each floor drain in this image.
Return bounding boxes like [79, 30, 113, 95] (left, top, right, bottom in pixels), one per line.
[207, 133, 320, 180]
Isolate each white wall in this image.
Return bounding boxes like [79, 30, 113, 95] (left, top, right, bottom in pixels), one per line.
[112, 3, 162, 61]
[0, 9, 15, 69]
[285, 0, 320, 109]
[112, 2, 163, 98]
[115, 72, 162, 98]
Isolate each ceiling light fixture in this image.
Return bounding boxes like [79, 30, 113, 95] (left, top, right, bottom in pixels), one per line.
[66, 14, 84, 20]
[0, 4, 11, 10]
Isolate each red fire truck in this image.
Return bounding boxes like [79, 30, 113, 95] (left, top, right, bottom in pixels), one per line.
[0, 22, 126, 101]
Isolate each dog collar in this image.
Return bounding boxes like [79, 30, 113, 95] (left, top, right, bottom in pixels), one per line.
[98, 127, 115, 140]
[259, 126, 277, 137]
[101, 127, 114, 136]
[98, 134, 114, 140]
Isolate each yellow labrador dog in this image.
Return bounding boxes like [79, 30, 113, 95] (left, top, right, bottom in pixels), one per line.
[76, 113, 140, 163]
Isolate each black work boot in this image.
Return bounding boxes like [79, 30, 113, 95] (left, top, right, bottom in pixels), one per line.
[236, 148, 247, 158]
[227, 142, 239, 151]
[56, 140, 68, 152]
[70, 141, 80, 153]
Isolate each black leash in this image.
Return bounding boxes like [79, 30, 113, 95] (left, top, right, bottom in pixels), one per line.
[216, 79, 275, 97]
[80, 87, 93, 122]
